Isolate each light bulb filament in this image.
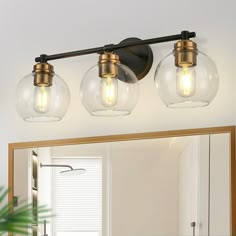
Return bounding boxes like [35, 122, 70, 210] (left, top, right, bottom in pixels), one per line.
[34, 86, 51, 113]
[100, 77, 118, 107]
[176, 66, 196, 97]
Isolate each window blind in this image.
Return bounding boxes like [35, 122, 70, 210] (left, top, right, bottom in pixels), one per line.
[52, 158, 102, 234]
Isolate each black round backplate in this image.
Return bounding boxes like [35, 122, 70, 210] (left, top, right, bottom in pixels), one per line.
[115, 38, 153, 80]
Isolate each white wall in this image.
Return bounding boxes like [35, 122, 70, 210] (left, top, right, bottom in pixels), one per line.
[178, 138, 199, 236]
[111, 140, 179, 236]
[169, 136, 211, 236]
[14, 149, 30, 202]
[175, 133, 231, 236]
[198, 136, 210, 236]
[209, 133, 230, 236]
[37, 147, 53, 236]
[13, 149, 32, 236]
[1, 0, 236, 193]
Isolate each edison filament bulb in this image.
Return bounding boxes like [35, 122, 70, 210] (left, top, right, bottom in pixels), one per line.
[176, 66, 196, 97]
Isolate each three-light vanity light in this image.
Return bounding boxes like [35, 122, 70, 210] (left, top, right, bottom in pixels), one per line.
[15, 31, 219, 122]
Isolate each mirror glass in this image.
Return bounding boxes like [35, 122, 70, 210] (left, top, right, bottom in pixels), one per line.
[10, 129, 233, 236]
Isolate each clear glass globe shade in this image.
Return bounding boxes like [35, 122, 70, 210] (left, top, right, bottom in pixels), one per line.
[154, 50, 219, 108]
[80, 63, 139, 116]
[15, 72, 70, 121]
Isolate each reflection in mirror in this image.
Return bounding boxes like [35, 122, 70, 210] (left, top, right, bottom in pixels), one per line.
[9, 127, 235, 236]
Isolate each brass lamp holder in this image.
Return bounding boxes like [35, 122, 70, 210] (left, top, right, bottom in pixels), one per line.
[34, 31, 196, 81]
[174, 40, 197, 67]
[98, 53, 120, 78]
[33, 62, 54, 86]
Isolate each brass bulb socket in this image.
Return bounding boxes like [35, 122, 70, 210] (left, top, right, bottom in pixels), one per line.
[33, 63, 54, 86]
[174, 40, 198, 67]
[98, 53, 120, 78]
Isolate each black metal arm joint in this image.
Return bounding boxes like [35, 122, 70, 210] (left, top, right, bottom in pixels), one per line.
[103, 44, 115, 53]
[181, 31, 196, 40]
[37, 54, 48, 63]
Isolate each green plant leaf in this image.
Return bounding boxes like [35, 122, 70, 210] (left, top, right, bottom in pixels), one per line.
[0, 186, 52, 235]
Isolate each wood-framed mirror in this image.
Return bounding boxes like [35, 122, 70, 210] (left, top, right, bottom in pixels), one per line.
[8, 126, 236, 236]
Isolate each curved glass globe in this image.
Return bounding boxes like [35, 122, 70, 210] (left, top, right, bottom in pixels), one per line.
[15, 72, 70, 121]
[154, 50, 219, 108]
[80, 63, 139, 116]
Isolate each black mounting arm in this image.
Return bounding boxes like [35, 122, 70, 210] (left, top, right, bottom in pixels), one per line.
[35, 31, 196, 63]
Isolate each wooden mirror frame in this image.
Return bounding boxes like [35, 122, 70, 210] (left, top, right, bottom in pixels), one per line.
[8, 126, 236, 235]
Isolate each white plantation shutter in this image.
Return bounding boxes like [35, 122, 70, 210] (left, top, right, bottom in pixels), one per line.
[52, 158, 102, 234]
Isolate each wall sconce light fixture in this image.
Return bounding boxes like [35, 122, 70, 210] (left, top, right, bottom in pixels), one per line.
[15, 31, 219, 122]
